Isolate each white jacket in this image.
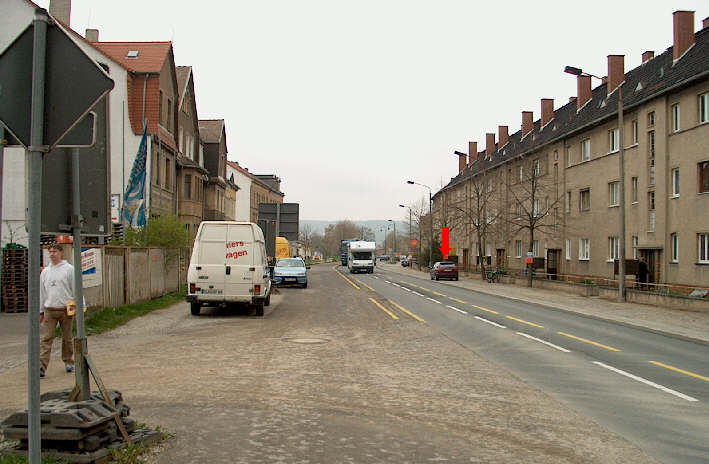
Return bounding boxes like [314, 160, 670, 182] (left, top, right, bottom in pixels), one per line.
[39, 260, 75, 314]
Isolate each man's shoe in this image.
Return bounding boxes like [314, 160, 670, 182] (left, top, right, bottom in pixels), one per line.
[65, 363, 74, 373]
[39, 367, 45, 378]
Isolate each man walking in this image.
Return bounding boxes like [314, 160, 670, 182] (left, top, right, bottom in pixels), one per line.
[39, 244, 76, 378]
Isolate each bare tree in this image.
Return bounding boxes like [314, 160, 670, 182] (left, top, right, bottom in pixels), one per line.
[299, 224, 314, 259]
[448, 171, 502, 280]
[505, 156, 563, 287]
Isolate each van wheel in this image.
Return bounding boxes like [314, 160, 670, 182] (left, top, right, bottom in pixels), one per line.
[264, 292, 271, 307]
[190, 302, 201, 316]
[253, 301, 264, 317]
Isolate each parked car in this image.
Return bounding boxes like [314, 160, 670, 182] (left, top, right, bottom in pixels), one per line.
[272, 257, 309, 288]
[401, 258, 409, 267]
[430, 261, 459, 281]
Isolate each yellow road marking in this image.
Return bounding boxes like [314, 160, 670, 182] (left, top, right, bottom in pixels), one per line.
[650, 361, 709, 383]
[335, 269, 360, 290]
[505, 316, 544, 328]
[369, 298, 399, 320]
[557, 331, 620, 352]
[432, 291, 447, 297]
[449, 297, 468, 305]
[419, 287, 432, 293]
[389, 301, 425, 322]
[354, 279, 375, 291]
[471, 304, 499, 315]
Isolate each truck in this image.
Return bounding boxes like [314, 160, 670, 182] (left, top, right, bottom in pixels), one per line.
[340, 239, 356, 266]
[275, 236, 292, 262]
[347, 241, 376, 273]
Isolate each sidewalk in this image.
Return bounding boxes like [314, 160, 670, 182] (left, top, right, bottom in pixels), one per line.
[380, 263, 709, 345]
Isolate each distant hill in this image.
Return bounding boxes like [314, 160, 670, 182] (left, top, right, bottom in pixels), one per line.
[301, 220, 409, 244]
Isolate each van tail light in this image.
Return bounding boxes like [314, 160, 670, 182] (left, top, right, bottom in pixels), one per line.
[254, 284, 261, 294]
[189, 283, 196, 293]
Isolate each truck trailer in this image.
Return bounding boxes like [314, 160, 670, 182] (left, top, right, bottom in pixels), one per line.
[347, 241, 376, 273]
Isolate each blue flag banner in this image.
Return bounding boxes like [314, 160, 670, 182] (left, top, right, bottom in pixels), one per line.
[122, 125, 148, 227]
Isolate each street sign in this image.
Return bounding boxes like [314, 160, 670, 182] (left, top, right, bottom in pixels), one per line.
[2, 111, 96, 148]
[0, 21, 113, 151]
[258, 203, 299, 241]
[525, 252, 534, 264]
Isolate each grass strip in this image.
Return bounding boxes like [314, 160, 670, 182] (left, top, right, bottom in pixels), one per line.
[84, 286, 186, 336]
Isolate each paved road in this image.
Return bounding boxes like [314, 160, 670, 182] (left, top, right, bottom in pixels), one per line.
[355, 265, 709, 464]
[0, 263, 693, 463]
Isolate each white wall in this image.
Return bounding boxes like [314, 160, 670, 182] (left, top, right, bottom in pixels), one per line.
[227, 164, 252, 222]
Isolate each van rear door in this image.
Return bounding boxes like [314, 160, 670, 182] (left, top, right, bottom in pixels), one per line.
[196, 223, 227, 298]
[224, 224, 256, 298]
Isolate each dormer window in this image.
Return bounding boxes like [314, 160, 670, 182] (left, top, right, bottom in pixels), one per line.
[126, 50, 139, 58]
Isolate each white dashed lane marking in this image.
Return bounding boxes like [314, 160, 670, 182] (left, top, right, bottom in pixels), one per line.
[474, 316, 506, 328]
[517, 332, 570, 352]
[446, 305, 468, 315]
[593, 361, 698, 402]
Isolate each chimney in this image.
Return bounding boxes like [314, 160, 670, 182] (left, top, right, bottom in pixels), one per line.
[541, 99, 554, 127]
[468, 141, 477, 165]
[703, 17, 709, 29]
[498, 126, 509, 148]
[522, 111, 533, 137]
[607, 55, 624, 94]
[642, 51, 655, 63]
[601, 76, 608, 84]
[456, 151, 466, 173]
[85, 28, 99, 42]
[49, 0, 71, 26]
[673, 11, 695, 61]
[577, 74, 592, 110]
[485, 133, 495, 157]
[569, 97, 577, 103]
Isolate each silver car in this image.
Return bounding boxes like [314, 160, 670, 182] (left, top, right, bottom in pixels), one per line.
[272, 258, 309, 288]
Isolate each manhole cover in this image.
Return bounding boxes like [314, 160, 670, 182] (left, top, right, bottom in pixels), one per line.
[283, 337, 330, 344]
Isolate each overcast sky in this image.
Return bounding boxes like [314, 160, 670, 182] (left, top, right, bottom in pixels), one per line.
[33, 0, 709, 221]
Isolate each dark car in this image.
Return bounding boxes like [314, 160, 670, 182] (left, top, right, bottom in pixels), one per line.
[430, 261, 458, 281]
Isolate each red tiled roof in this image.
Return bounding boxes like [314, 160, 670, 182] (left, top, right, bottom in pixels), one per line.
[92, 42, 171, 73]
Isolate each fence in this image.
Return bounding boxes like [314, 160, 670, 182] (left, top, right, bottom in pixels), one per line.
[60, 245, 186, 309]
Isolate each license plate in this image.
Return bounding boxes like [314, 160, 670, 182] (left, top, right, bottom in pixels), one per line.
[201, 289, 223, 294]
[285, 278, 296, 282]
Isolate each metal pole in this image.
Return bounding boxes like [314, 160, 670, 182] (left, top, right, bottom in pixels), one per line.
[428, 190, 432, 268]
[618, 85, 626, 301]
[0, 126, 5, 307]
[393, 222, 396, 256]
[409, 209, 412, 255]
[71, 148, 90, 399]
[28, 9, 49, 463]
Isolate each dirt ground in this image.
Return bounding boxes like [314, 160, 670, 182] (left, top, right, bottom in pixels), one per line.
[0, 265, 660, 463]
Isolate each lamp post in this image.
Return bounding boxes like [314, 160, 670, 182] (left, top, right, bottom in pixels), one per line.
[564, 65, 626, 301]
[399, 204, 412, 256]
[407, 180, 432, 268]
[388, 219, 397, 257]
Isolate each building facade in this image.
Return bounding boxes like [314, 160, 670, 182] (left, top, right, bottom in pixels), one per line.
[434, 11, 709, 288]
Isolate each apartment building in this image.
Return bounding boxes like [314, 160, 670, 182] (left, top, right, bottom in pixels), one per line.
[250, 175, 285, 223]
[434, 11, 709, 288]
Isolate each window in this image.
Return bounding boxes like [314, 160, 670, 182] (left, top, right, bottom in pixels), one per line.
[699, 233, 709, 263]
[565, 239, 571, 260]
[533, 199, 540, 217]
[565, 191, 571, 213]
[154, 150, 161, 185]
[579, 239, 590, 260]
[581, 139, 590, 161]
[632, 236, 638, 259]
[164, 157, 170, 190]
[699, 161, 709, 193]
[648, 131, 656, 186]
[554, 150, 558, 161]
[700, 93, 709, 124]
[515, 202, 523, 219]
[609, 182, 619, 206]
[533, 159, 540, 176]
[632, 119, 638, 144]
[532, 240, 539, 257]
[648, 191, 656, 231]
[184, 175, 192, 200]
[648, 111, 655, 127]
[515, 240, 522, 258]
[671, 103, 680, 132]
[671, 168, 680, 197]
[632, 177, 638, 203]
[519, 165, 524, 181]
[608, 236, 620, 261]
[671, 233, 679, 263]
[567, 147, 573, 167]
[609, 128, 619, 153]
[158, 90, 163, 125]
[579, 188, 590, 211]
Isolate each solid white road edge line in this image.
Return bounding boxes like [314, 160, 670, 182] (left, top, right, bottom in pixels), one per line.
[445, 305, 468, 315]
[474, 316, 506, 328]
[384, 280, 391, 284]
[392, 283, 401, 287]
[517, 332, 570, 352]
[412, 291, 424, 297]
[592, 361, 698, 402]
[426, 298, 441, 304]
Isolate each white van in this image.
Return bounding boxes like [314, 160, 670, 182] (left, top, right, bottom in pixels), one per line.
[187, 221, 272, 316]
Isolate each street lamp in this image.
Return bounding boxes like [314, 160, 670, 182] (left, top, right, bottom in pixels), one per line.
[565, 65, 626, 301]
[399, 204, 412, 254]
[388, 219, 396, 257]
[407, 180, 433, 268]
